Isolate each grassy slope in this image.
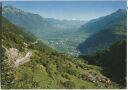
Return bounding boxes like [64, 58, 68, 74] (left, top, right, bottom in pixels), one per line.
[1, 17, 119, 89]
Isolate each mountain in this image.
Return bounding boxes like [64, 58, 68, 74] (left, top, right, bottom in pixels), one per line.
[46, 18, 85, 30]
[2, 16, 120, 89]
[78, 9, 126, 34]
[2, 5, 86, 55]
[2, 5, 55, 36]
[77, 9, 126, 54]
[2, 5, 85, 36]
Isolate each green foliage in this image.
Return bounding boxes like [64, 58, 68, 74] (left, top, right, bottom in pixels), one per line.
[81, 40, 126, 87]
[61, 73, 70, 80]
[63, 81, 76, 89]
[66, 67, 78, 76]
[1, 14, 122, 89]
[78, 9, 126, 54]
[104, 40, 126, 86]
[2, 17, 36, 52]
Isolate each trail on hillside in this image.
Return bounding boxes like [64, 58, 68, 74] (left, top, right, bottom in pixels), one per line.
[14, 51, 32, 67]
[4, 47, 32, 67]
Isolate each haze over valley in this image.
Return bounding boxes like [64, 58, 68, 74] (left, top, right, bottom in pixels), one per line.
[2, 5, 88, 56]
[1, 1, 127, 89]
[3, 3, 126, 56]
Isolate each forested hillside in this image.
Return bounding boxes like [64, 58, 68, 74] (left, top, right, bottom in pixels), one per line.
[77, 9, 126, 54]
[77, 9, 127, 88]
[2, 16, 120, 89]
[79, 40, 126, 87]
[78, 9, 126, 34]
[1, 3, 127, 89]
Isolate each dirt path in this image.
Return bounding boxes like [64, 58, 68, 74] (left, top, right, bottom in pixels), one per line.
[4, 47, 32, 68]
[14, 51, 32, 67]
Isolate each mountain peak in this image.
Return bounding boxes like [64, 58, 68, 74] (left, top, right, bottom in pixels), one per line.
[4, 5, 15, 9]
[116, 9, 126, 13]
[3, 5, 19, 11]
[3, 5, 25, 14]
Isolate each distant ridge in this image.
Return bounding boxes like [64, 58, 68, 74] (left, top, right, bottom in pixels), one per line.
[2, 5, 86, 55]
[77, 9, 126, 54]
[78, 9, 126, 34]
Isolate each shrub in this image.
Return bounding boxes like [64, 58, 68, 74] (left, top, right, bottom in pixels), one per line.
[80, 85, 86, 89]
[67, 68, 78, 76]
[63, 81, 75, 89]
[61, 73, 70, 80]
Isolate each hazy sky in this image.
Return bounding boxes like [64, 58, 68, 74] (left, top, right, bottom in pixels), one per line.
[3, 1, 126, 20]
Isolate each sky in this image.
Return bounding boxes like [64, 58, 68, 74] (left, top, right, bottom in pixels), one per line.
[3, 1, 126, 20]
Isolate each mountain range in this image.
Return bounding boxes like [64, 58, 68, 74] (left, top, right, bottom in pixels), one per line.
[1, 4, 127, 89]
[2, 5, 86, 55]
[3, 6, 126, 55]
[77, 9, 126, 54]
[78, 9, 126, 34]
[2, 5, 85, 37]
[2, 16, 120, 89]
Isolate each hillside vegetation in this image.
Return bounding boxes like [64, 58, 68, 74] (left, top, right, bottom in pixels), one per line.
[1, 4, 126, 89]
[77, 9, 126, 54]
[78, 9, 126, 34]
[77, 9, 127, 88]
[79, 40, 126, 87]
[1, 17, 120, 89]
